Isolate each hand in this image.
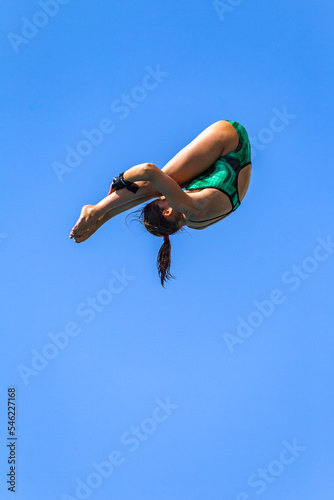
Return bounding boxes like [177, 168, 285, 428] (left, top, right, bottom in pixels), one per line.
[107, 184, 116, 196]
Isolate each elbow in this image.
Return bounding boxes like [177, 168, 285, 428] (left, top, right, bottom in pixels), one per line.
[145, 162, 157, 172]
[143, 162, 158, 180]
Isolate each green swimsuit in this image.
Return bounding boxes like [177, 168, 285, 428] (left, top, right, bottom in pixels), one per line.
[184, 120, 251, 224]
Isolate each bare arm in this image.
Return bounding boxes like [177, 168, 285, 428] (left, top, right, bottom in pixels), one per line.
[123, 163, 230, 222]
[124, 163, 203, 218]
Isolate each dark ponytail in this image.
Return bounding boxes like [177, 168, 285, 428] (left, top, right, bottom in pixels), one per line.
[157, 235, 174, 287]
[129, 200, 183, 287]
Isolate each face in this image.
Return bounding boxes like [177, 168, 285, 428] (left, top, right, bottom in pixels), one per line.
[154, 197, 184, 227]
[155, 196, 171, 213]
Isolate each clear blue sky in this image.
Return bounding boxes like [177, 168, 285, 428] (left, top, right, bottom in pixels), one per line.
[1, 1, 334, 499]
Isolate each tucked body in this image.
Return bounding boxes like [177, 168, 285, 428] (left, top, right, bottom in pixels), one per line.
[70, 120, 252, 285]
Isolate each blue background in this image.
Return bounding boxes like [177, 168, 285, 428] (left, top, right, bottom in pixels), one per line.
[1, 1, 334, 499]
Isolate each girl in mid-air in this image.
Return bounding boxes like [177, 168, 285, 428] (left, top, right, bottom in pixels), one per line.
[70, 120, 252, 286]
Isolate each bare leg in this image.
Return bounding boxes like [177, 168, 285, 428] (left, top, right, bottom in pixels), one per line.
[70, 181, 160, 239]
[160, 120, 239, 183]
[73, 190, 158, 242]
[72, 213, 110, 243]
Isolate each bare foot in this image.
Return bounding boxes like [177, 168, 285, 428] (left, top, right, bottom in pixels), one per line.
[72, 212, 111, 243]
[73, 227, 96, 243]
[70, 205, 96, 239]
[73, 218, 102, 243]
